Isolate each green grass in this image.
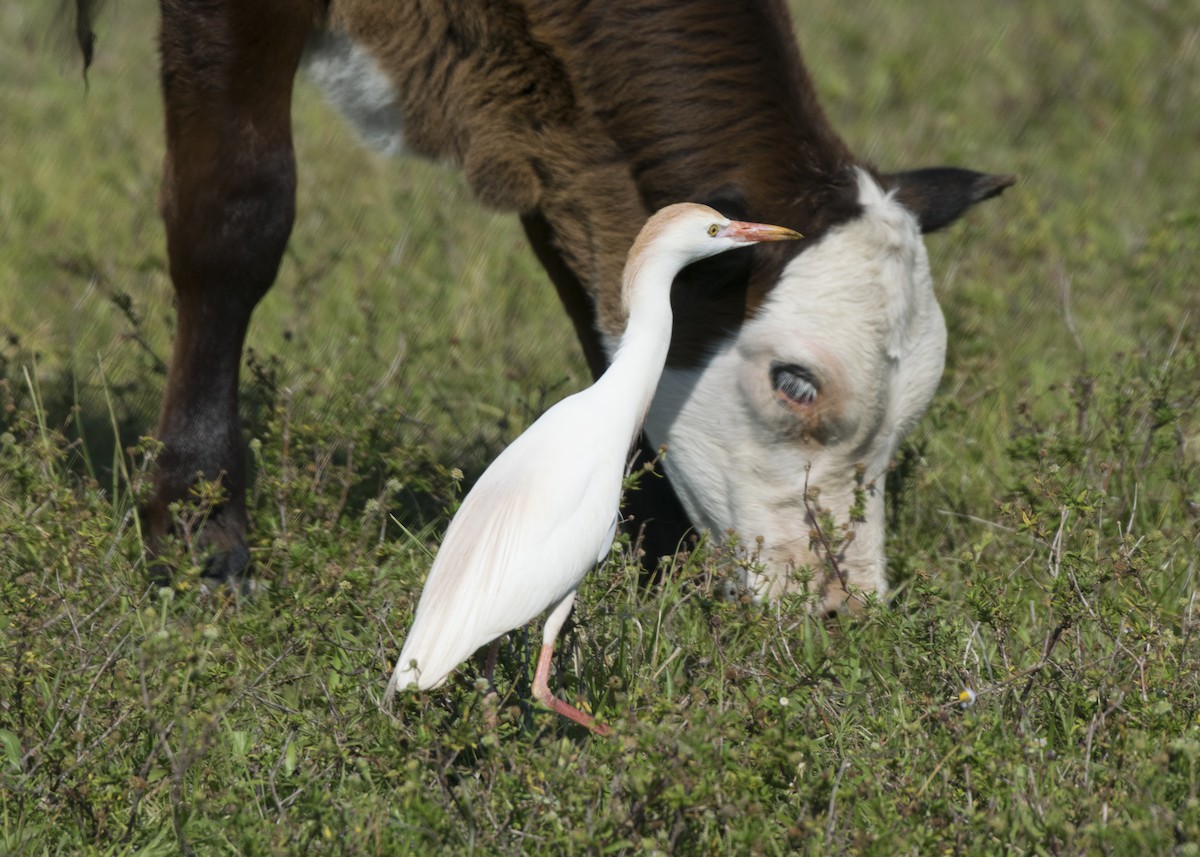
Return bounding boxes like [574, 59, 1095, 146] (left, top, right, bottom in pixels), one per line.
[2, 0, 1199, 853]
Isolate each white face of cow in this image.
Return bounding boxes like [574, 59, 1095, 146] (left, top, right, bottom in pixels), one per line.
[642, 170, 947, 610]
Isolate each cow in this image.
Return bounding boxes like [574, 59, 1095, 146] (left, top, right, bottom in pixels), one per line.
[75, 0, 1011, 610]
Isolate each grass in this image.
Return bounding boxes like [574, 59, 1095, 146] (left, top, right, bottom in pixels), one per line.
[2, 0, 1199, 853]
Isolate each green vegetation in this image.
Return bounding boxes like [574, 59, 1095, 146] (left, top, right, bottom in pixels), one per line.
[2, 1, 1198, 853]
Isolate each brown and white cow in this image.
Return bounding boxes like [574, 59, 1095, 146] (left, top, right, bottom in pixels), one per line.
[78, 0, 1010, 609]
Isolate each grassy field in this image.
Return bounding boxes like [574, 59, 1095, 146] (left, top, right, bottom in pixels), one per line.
[2, 1, 1199, 854]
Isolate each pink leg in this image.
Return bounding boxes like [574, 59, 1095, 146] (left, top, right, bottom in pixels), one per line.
[480, 638, 503, 730]
[531, 643, 611, 735]
[531, 593, 611, 736]
[483, 638, 501, 686]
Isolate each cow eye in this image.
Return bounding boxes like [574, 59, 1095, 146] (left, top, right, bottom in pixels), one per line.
[770, 363, 819, 406]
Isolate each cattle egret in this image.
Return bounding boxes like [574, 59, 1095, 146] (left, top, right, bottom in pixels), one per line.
[385, 203, 801, 733]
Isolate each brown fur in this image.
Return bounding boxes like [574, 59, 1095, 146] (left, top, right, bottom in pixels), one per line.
[323, 0, 649, 346]
[527, 0, 866, 363]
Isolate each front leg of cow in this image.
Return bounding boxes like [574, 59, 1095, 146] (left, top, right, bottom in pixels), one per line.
[147, 1, 311, 586]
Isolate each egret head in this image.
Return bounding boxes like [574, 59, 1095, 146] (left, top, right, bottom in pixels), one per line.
[622, 204, 801, 310]
[647, 202, 800, 260]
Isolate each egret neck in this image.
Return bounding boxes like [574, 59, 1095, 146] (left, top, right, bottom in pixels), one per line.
[598, 249, 681, 435]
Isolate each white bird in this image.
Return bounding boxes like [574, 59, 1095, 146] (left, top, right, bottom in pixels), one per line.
[385, 203, 802, 733]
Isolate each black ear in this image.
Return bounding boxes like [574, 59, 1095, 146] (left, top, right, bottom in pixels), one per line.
[885, 167, 1016, 234]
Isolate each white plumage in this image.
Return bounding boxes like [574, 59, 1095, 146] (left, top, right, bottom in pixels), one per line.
[385, 203, 801, 732]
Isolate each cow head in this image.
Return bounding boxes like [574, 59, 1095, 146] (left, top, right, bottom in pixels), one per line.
[643, 168, 1001, 609]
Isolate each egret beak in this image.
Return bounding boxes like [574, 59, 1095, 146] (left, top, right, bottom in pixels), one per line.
[720, 221, 802, 244]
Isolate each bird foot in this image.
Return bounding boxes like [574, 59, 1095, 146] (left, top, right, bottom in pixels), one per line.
[533, 685, 612, 736]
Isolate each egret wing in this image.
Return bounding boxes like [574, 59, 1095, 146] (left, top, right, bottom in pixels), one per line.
[393, 394, 627, 689]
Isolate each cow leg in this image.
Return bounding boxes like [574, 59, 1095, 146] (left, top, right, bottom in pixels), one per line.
[519, 211, 608, 381]
[622, 436, 695, 578]
[147, 1, 311, 585]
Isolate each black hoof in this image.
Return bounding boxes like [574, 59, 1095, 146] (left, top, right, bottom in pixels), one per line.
[201, 542, 252, 594]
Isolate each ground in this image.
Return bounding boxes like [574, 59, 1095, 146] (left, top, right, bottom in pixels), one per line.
[1, 1, 1198, 853]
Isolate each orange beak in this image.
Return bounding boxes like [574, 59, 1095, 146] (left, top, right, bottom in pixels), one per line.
[720, 221, 803, 243]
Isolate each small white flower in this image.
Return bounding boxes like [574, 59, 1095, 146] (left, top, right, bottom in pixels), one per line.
[958, 688, 977, 708]
[779, 696, 790, 707]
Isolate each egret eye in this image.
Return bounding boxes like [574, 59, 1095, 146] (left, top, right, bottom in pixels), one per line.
[707, 223, 721, 237]
[770, 363, 819, 406]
